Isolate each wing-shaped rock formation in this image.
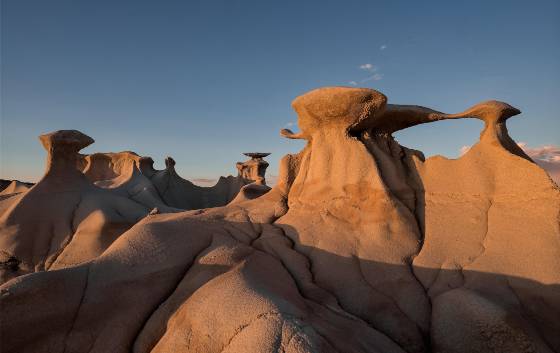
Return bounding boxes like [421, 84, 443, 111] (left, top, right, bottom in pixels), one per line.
[1, 87, 558, 353]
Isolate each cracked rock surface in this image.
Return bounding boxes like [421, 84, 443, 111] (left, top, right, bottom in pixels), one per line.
[1, 87, 559, 353]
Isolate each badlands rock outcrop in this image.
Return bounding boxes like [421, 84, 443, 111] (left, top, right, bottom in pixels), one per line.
[1, 87, 559, 353]
[0, 130, 149, 283]
[81, 150, 269, 210]
[0, 134, 269, 283]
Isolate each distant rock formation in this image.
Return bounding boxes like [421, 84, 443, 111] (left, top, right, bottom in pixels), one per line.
[80, 150, 269, 210]
[0, 132, 269, 284]
[237, 152, 270, 185]
[1, 87, 558, 353]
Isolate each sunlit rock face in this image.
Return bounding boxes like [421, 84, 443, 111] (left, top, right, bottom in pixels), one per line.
[1, 87, 558, 353]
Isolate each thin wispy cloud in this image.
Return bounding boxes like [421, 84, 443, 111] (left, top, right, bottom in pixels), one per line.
[380, 44, 387, 50]
[361, 73, 383, 82]
[348, 81, 357, 86]
[285, 122, 296, 128]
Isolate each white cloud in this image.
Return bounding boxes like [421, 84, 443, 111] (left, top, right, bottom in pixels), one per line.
[285, 122, 296, 128]
[380, 44, 387, 50]
[359, 63, 377, 72]
[348, 81, 357, 86]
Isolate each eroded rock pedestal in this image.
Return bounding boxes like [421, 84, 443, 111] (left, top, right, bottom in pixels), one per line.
[237, 152, 270, 185]
[0, 131, 148, 282]
[1, 87, 559, 353]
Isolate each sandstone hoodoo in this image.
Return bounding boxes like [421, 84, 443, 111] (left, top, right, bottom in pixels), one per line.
[0, 131, 151, 282]
[1, 87, 558, 353]
[0, 134, 270, 284]
[237, 152, 270, 185]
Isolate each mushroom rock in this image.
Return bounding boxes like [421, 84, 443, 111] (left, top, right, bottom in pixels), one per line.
[39, 130, 95, 181]
[0, 130, 149, 284]
[236, 152, 270, 185]
[0, 130, 97, 277]
[1, 88, 559, 353]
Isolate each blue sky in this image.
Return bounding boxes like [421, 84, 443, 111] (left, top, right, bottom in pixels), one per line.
[1, 0, 559, 183]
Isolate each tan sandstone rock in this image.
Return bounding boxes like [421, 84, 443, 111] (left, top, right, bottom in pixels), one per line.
[0, 87, 558, 353]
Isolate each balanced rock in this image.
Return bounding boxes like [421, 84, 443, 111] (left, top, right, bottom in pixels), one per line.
[236, 152, 270, 185]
